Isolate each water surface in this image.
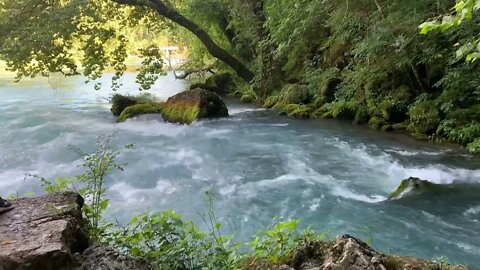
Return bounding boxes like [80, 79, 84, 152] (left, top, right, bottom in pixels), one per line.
[0, 73, 479, 267]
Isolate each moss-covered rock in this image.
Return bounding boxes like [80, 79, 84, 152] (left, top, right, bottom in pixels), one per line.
[111, 95, 140, 116]
[263, 95, 279, 108]
[162, 88, 228, 124]
[368, 116, 386, 130]
[272, 103, 312, 118]
[117, 102, 164, 123]
[279, 84, 309, 104]
[110, 94, 156, 116]
[408, 101, 441, 135]
[389, 177, 443, 200]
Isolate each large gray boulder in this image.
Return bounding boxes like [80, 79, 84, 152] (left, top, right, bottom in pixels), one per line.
[0, 192, 88, 270]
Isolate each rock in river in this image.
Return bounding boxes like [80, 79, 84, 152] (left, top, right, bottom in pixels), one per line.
[162, 88, 229, 124]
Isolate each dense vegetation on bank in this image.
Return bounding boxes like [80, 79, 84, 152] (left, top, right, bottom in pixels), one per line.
[1, 0, 479, 151]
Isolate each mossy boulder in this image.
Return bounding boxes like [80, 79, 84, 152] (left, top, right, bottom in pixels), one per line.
[162, 88, 228, 124]
[111, 95, 141, 116]
[117, 102, 164, 123]
[273, 103, 312, 118]
[389, 177, 443, 200]
[408, 101, 441, 135]
[111, 94, 155, 116]
[280, 83, 309, 104]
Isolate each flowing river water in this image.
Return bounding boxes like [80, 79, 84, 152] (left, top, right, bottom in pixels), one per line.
[0, 72, 479, 267]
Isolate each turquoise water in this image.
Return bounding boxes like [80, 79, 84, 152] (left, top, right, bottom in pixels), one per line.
[0, 73, 479, 267]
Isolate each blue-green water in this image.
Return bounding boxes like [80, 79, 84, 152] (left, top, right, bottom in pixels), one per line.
[0, 73, 479, 267]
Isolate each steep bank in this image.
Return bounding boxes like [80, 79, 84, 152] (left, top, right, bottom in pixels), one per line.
[0, 193, 470, 270]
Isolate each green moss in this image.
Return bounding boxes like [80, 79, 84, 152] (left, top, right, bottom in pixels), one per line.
[408, 101, 441, 135]
[280, 84, 309, 104]
[288, 105, 312, 118]
[111, 94, 156, 116]
[353, 108, 369, 124]
[117, 102, 164, 123]
[240, 93, 256, 103]
[263, 96, 279, 108]
[368, 117, 386, 130]
[162, 88, 229, 124]
[162, 104, 201, 125]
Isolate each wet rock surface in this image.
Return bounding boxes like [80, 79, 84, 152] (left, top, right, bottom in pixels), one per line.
[0, 192, 88, 270]
[0, 193, 152, 270]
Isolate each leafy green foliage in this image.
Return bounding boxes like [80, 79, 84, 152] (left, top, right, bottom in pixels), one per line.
[420, 0, 480, 61]
[30, 134, 132, 239]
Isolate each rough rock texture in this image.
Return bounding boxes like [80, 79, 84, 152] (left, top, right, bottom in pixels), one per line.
[248, 235, 468, 270]
[389, 177, 444, 200]
[76, 244, 152, 270]
[0, 192, 88, 270]
[162, 88, 229, 124]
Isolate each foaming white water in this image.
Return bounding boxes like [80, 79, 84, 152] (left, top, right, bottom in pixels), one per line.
[332, 138, 480, 185]
[109, 180, 178, 205]
[330, 186, 387, 203]
[117, 117, 189, 137]
[229, 107, 266, 115]
[464, 205, 480, 217]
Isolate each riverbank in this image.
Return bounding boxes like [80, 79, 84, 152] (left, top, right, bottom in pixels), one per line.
[0, 192, 470, 270]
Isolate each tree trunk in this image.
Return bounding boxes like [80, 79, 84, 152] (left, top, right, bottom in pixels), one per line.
[112, 0, 255, 83]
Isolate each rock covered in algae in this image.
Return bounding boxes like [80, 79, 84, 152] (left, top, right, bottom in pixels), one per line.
[162, 88, 229, 124]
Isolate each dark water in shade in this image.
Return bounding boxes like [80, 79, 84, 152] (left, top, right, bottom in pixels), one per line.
[0, 72, 479, 267]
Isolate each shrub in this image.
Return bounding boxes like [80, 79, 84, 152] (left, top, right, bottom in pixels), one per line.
[408, 101, 441, 135]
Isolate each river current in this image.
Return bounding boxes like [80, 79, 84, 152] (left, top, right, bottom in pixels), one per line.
[0, 72, 479, 267]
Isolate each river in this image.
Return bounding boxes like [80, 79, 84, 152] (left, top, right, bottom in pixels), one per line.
[0, 72, 479, 267]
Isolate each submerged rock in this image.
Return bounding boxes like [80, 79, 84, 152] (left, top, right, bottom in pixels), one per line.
[389, 177, 444, 200]
[0, 192, 88, 270]
[162, 88, 228, 124]
[117, 102, 164, 123]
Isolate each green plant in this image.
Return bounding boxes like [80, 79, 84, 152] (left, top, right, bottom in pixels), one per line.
[248, 219, 322, 265]
[30, 134, 132, 240]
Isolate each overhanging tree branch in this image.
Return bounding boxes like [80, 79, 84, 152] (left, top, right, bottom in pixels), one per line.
[111, 0, 255, 83]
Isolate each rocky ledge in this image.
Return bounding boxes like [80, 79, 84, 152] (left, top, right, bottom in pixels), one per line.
[0, 192, 150, 270]
[250, 235, 468, 270]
